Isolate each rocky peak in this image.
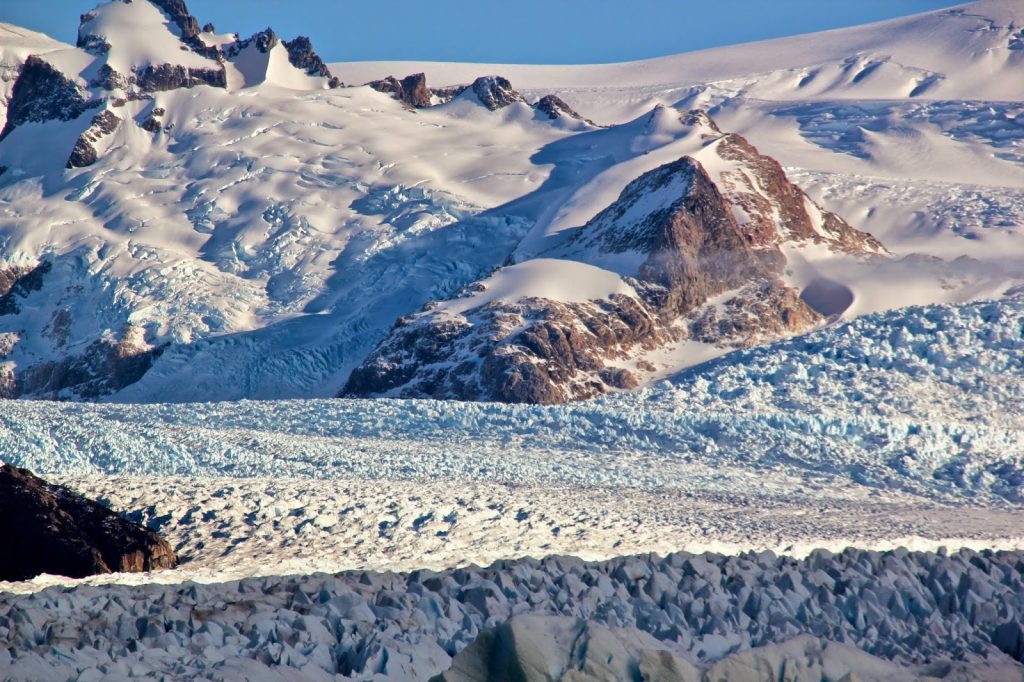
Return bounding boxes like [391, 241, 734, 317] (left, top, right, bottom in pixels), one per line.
[710, 131, 884, 255]
[368, 72, 432, 108]
[241, 27, 278, 54]
[148, 0, 201, 42]
[78, 0, 205, 54]
[0, 55, 93, 141]
[560, 157, 784, 317]
[342, 112, 884, 405]
[0, 464, 177, 582]
[680, 108, 721, 134]
[431, 84, 469, 104]
[282, 35, 338, 85]
[534, 94, 595, 126]
[470, 76, 526, 110]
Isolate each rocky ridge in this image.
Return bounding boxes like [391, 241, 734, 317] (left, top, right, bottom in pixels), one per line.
[535, 93, 596, 125]
[368, 72, 432, 108]
[343, 111, 884, 404]
[66, 108, 120, 168]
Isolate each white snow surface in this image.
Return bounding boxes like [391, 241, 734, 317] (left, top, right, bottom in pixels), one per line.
[0, 0, 1022, 400]
[436, 258, 637, 315]
[77, 0, 218, 75]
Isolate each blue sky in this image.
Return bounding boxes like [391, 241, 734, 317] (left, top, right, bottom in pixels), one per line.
[4, 0, 964, 64]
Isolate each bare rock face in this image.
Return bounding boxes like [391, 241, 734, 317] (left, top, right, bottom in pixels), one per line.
[140, 106, 166, 133]
[0, 55, 93, 141]
[534, 94, 595, 125]
[137, 62, 226, 91]
[224, 27, 278, 56]
[713, 132, 884, 254]
[66, 109, 121, 168]
[0, 464, 177, 582]
[345, 293, 663, 404]
[0, 260, 162, 399]
[283, 36, 339, 85]
[470, 76, 526, 110]
[344, 112, 884, 404]
[368, 73, 432, 108]
[13, 327, 165, 400]
[0, 260, 50, 315]
[148, 0, 202, 43]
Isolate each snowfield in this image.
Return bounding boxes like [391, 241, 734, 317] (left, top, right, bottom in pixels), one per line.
[1, 1, 1024, 401]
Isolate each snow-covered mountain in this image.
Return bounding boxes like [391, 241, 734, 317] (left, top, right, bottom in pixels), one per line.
[0, 0, 1020, 402]
[344, 111, 884, 402]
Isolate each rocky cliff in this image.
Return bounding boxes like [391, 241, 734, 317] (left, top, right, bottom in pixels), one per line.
[0, 464, 177, 582]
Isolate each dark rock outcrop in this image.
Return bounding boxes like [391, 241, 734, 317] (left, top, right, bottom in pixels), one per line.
[79, 0, 205, 53]
[140, 106, 166, 133]
[148, 0, 202, 43]
[469, 76, 526, 110]
[534, 94, 595, 125]
[0, 260, 51, 315]
[282, 36, 337, 84]
[0, 55, 93, 141]
[431, 84, 469, 103]
[136, 62, 226, 92]
[13, 330, 165, 400]
[368, 73, 432, 108]
[0, 464, 177, 582]
[714, 132, 884, 254]
[66, 109, 121, 168]
[226, 27, 278, 56]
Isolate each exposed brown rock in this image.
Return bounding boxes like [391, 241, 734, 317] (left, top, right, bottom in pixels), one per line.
[147, 0, 202, 43]
[368, 73, 432, 108]
[0, 260, 50, 315]
[14, 328, 165, 400]
[0, 55, 93, 141]
[714, 132, 884, 254]
[67, 109, 121, 169]
[470, 76, 526, 110]
[140, 106, 166, 133]
[431, 84, 469, 104]
[534, 94, 595, 126]
[0, 464, 177, 582]
[136, 63, 226, 92]
[282, 36, 337, 83]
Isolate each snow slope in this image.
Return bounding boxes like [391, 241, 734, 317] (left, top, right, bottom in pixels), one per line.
[334, 1, 1024, 114]
[0, 0, 1020, 401]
